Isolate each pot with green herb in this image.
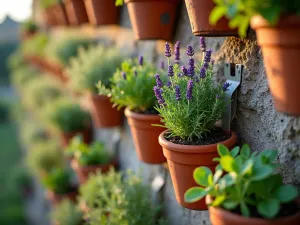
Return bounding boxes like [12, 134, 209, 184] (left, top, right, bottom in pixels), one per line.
[156, 39, 237, 210]
[210, 0, 300, 116]
[101, 56, 167, 164]
[185, 144, 300, 225]
[67, 45, 125, 128]
[40, 0, 58, 26]
[67, 135, 116, 184]
[21, 19, 39, 40]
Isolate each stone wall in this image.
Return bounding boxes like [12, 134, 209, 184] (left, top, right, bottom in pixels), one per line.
[61, 3, 299, 225]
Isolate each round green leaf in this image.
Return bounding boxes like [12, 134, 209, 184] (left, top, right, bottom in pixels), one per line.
[193, 167, 212, 187]
[274, 184, 298, 203]
[220, 155, 235, 172]
[230, 146, 240, 157]
[257, 198, 280, 219]
[217, 144, 230, 157]
[240, 144, 251, 158]
[184, 187, 207, 203]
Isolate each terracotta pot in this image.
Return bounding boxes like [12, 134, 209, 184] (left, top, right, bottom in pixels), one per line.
[86, 93, 124, 128]
[71, 158, 117, 184]
[251, 15, 300, 116]
[43, 7, 57, 26]
[184, 0, 237, 36]
[207, 195, 300, 225]
[125, 108, 166, 164]
[83, 0, 119, 26]
[53, 3, 69, 26]
[46, 189, 78, 205]
[64, 0, 89, 26]
[125, 0, 179, 40]
[61, 127, 93, 147]
[159, 130, 237, 210]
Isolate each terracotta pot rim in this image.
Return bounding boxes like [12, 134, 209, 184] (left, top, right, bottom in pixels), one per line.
[124, 107, 160, 121]
[159, 130, 237, 153]
[207, 195, 300, 223]
[86, 92, 110, 100]
[250, 15, 300, 29]
[125, 0, 179, 3]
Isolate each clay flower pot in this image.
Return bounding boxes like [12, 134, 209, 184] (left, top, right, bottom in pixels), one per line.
[44, 6, 57, 26]
[125, 108, 166, 164]
[184, 0, 237, 36]
[83, 0, 119, 26]
[206, 195, 300, 225]
[64, 0, 89, 26]
[46, 189, 78, 205]
[71, 158, 117, 184]
[61, 127, 93, 147]
[86, 93, 124, 128]
[251, 15, 300, 116]
[159, 130, 237, 210]
[53, 3, 69, 26]
[125, 0, 180, 40]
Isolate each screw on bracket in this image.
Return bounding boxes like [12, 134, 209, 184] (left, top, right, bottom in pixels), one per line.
[222, 63, 243, 132]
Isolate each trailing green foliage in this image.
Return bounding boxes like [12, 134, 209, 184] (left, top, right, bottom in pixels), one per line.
[99, 58, 166, 112]
[21, 20, 38, 33]
[51, 199, 83, 225]
[67, 45, 124, 93]
[41, 167, 74, 194]
[185, 144, 299, 219]
[44, 99, 91, 133]
[85, 169, 167, 225]
[22, 33, 49, 56]
[46, 36, 93, 66]
[210, 0, 300, 37]
[66, 136, 111, 166]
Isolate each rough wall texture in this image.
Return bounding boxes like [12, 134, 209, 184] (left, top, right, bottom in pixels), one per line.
[88, 3, 300, 225]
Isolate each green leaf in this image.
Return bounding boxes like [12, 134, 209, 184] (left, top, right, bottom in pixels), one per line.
[219, 173, 236, 191]
[208, 174, 214, 186]
[240, 159, 253, 176]
[217, 144, 230, 157]
[260, 150, 278, 163]
[241, 202, 250, 217]
[212, 157, 220, 162]
[257, 198, 280, 219]
[209, 6, 227, 26]
[230, 146, 240, 157]
[220, 155, 236, 172]
[115, 0, 124, 6]
[251, 165, 273, 181]
[227, 4, 238, 18]
[184, 187, 207, 203]
[223, 200, 239, 210]
[274, 184, 298, 203]
[213, 169, 223, 183]
[240, 144, 251, 158]
[193, 167, 212, 187]
[212, 196, 226, 206]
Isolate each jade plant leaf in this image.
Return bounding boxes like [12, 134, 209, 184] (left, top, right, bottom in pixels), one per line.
[274, 184, 298, 203]
[218, 144, 230, 157]
[184, 187, 207, 203]
[257, 198, 280, 219]
[193, 167, 212, 187]
[230, 146, 240, 157]
[240, 144, 251, 158]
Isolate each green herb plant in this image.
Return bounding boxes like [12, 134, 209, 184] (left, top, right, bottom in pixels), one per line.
[210, 0, 300, 37]
[185, 144, 299, 219]
[22, 33, 49, 56]
[21, 19, 38, 33]
[10, 65, 39, 91]
[66, 45, 124, 93]
[51, 199, 83, 225]
[99, 57, 165, 112]
[66, 136, 111, 166]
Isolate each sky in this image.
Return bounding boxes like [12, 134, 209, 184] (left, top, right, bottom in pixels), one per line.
[0, 0, 32, 23]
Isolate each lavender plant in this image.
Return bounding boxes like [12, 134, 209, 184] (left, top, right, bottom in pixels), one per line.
[98, 57, 166, 113]
[154, 39, 228, 142]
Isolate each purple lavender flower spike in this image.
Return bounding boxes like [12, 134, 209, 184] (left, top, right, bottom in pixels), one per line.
[223, 82, 231, 92]
[211, 59, 215, 66]
[195, 76, 200, 83]
[175, 85, 181, 101]
[165, 42, 171, 58]
[153, 86, 165, 105]
[181, 66, 188, 76]
[200, 37, 206, 52]
[186, 79, 194, 100]
[200, 66, 206, 79]
[138, 56, 143, 66]
[188, 58, 194, 67]
[187, 58, 195, 77]
[174, 41, 180, 63]
[186, 45, 194, 57]
[122, 71, 126, 80]
[204, 49, 212, 64]
[154, 74, 163, 88]
[160, 60, 165, 69]
[166, 80, 171, 88]
[168, 65, 174, 77]
[216, 94, 221, 99]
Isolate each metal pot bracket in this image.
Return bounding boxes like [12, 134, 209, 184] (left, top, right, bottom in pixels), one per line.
[222, 63, 244, 132]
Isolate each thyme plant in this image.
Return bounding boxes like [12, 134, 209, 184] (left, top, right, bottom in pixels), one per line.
[154, 39, 228, 142]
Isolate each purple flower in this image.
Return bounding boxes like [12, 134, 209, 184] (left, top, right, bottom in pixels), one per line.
[139, 56, 143, 66]
[200, 66, 206, 79]
[168, 65, 174, 77]
[160, 60, 165, 69]
[153, 86, 165, 105]
[186, 79, 194, 100]
[166, 80, 171, 88]
[181, 66, 188, 76]
[134, 70, 138, 76]
[195, 76, 200, 83]
[165, 42, 171, 58]
[155, 74, 163, 88]
[200, 37, 206, 52]
[175, 85, 181, 101]
[187, 58, 195, 77]
[174, 41, 180, 63]
[204, 49, 212, 64]
[122, 71, 126, 80]
[216, 94, 221, 99]
[211, 59, 215, 66]
[223, 82, 231, 92]
[186, 45, 194, 57]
